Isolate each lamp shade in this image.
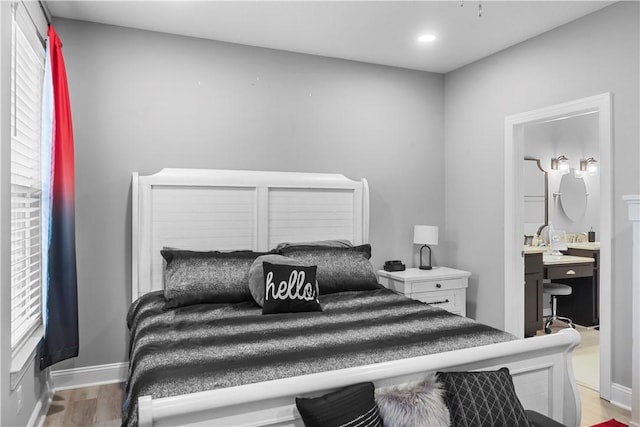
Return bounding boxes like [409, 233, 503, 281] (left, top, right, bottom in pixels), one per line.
[413, 225, 438, 245]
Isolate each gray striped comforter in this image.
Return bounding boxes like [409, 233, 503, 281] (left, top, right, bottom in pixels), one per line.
[122, 288, 515, 426]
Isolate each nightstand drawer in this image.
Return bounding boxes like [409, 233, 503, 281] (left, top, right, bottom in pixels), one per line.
[546, 264, 593, 279]
[376, 267, 470, 317]
[410, 278, 466, 293]
[412, 289, 465, 314]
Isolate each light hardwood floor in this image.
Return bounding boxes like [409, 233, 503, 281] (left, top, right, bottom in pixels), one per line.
[43, 382, 122, 427]
[43, 382, 630, 427]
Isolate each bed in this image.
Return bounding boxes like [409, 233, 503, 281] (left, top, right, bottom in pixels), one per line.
[128, 168, 581, 427]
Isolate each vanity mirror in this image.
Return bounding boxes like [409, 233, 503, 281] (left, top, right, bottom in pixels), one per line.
[523, 157, 548, 236]
[557, 172, 588, 221]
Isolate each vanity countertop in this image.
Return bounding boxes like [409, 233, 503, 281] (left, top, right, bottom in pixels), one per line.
[566, 242, 600, 251]
[543, 254, 595, 265]
[523, 246, 547, 254]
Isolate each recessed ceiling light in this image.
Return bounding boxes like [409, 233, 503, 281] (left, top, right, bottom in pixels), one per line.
[417, 34, 437, 43]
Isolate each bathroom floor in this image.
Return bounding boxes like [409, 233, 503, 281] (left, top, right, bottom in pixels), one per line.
[572, 325, 600, 391]
[541, 323, 599, 390]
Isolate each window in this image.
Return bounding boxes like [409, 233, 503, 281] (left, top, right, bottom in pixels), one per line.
[10, 2, 45, 353]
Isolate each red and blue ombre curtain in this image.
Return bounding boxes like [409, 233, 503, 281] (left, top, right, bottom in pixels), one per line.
[39, 25, 78, 370]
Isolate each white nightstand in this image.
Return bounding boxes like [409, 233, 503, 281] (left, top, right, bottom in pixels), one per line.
[377, 267, 471, 316]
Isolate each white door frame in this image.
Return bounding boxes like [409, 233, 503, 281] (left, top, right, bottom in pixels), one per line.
[504, 93, 612, 400]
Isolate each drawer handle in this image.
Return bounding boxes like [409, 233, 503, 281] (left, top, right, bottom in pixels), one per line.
[436, 283, 442, 288]
[431, 299, 450, 305]
[566, 270, 576, 275]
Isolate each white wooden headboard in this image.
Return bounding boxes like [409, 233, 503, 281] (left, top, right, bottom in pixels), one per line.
[131, 168, 370, 302]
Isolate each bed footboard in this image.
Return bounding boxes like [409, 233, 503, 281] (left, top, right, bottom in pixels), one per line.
[137, 328, 581, 427]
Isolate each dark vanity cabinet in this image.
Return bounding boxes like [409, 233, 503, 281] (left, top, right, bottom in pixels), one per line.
[555, 248, 599, 327]
[524, 252, 544, 337]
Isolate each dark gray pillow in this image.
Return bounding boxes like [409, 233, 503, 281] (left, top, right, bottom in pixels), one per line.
[437, 368, 532, 427]
[296, 382, 382, 427]
[161, 249, 267, 308]
[279, 244, 380, 294]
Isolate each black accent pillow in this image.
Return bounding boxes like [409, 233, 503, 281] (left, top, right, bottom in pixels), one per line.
[161, 249, 267, 308]
[262, 262, 322, 314]
[279, 244, 381, 294]
[437, 368, 532, 427]
[248, 254, 306, 307]
[296, 382, 383, 427]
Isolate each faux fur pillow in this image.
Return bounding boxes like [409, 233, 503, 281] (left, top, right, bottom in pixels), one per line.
[375, 374, 451, 427]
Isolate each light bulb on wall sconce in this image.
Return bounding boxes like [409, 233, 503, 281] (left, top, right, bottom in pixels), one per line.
[580, 157, 598, 176]
[551, 155, 570, 174]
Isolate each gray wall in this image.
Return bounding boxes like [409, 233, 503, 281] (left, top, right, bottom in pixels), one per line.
[444, 1, 639, 388]
[52, 18, 445, 369]
[524, 114, 600, 236]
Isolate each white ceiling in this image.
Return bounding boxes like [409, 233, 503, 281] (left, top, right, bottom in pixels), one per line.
[46, 1, 613, 73]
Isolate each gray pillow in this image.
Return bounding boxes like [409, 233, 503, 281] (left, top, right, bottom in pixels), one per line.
[248, 254, 311, 307]
[279, 244, 380, 294]
[161, 249, 267, 308]
[375, 374, 451, 427]
[275, 239, 354, 250]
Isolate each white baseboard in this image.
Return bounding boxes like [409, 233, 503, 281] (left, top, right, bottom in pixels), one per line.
[31, 370, 53, 427]
[51, 361, 128, 391]
[609, 382, 632, 411]
[29, 393, 49, 427]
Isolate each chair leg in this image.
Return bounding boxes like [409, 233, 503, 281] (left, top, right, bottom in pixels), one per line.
[544, 294, 574, 334]
[544, 296, 556, 334]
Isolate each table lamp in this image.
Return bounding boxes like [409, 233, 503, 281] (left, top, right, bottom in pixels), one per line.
[414, 225, 438, 270]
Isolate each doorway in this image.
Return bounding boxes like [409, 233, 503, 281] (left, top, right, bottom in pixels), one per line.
[503, 93, 612, 400]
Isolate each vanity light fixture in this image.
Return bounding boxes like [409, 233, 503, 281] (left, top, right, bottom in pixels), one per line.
[414, 225, 438, 270]
[551, 155, 570, 174]
[580, 157, 598, 176]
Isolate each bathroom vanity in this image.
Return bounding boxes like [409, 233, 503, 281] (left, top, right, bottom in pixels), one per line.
[557, 244, 600, 327]
[523, 156, 600, 333]
[524, 251, 544, 337]
[524, 245, 599, 335]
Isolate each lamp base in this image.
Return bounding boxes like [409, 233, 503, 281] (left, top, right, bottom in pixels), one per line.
[419, 266, 433, 270]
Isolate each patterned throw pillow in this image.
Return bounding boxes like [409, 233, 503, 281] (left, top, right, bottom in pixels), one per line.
[279, 244, 380, 294]
[161, 249, 265, 308]
[296, 382, 383, 427]
[262, 262, 322, 314]
[437, 368, 532, 427]
[375, 374, 451, 427]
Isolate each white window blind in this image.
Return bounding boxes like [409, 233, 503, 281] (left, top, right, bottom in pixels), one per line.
[10, 2, 45, 352]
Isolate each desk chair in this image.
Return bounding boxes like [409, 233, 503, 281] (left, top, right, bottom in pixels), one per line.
[543, 282, 574, 334]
